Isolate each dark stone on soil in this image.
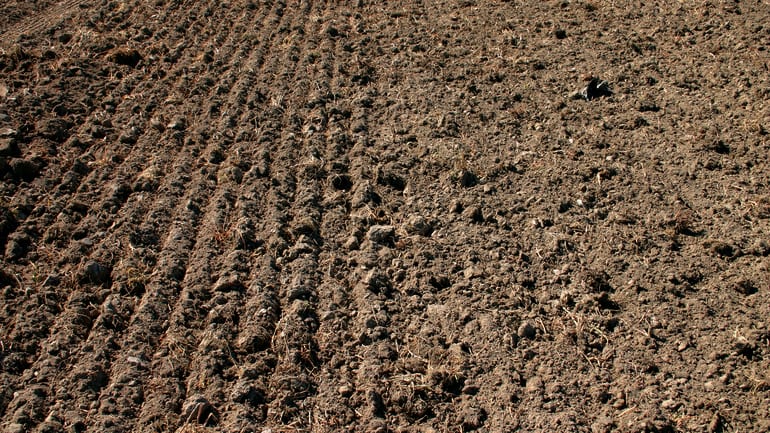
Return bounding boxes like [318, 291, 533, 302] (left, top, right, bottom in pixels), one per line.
[555, 29, 568, 39]
[36, 118, 72, 142]
[81, 260, 112, 285]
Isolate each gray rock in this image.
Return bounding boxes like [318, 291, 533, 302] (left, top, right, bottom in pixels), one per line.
[367, 225, 395, 244]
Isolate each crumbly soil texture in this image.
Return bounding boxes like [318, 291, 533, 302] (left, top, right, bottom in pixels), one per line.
[1, 1, 769, 432]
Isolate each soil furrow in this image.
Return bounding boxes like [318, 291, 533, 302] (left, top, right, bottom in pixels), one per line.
[132, 2, 301, 431]
[0, 0, 91, 46]
[2, 0, 770, 432]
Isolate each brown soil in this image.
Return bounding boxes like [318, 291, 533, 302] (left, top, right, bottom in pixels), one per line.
[1, 1, 769, 432]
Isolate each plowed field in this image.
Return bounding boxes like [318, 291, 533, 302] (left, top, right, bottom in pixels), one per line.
[1, 1, 769, 432]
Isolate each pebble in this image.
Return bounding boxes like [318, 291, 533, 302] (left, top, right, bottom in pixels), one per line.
[463, 266, 483, 279]
[82, 260, 112, 284]
[367, 225, 395, 244]
[404, 215, 433, 236]
[149, 117, 165, 131]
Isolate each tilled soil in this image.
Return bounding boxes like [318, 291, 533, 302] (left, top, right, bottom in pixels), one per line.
[1, 1, 769, 432]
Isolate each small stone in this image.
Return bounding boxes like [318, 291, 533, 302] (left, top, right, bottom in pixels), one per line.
[404, 215, 433, 236]
[367, 225, 395, 244]
[708, 413, 722, 433]
[517, 321, 536, 339]
[450, 200, 463, 213]
[218, 165, 244, 184]
[213, 275, 244, 292]
[0, 127, 17, 138]
[82, 260, 112, 284]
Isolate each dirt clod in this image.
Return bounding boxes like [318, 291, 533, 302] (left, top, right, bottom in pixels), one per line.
[367, 225, 395, 244]
[517, 321, 536, 339]
[36, 118, 71, 142]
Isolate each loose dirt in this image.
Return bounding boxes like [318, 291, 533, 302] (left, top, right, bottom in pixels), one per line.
[1, 1, 769, 432]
